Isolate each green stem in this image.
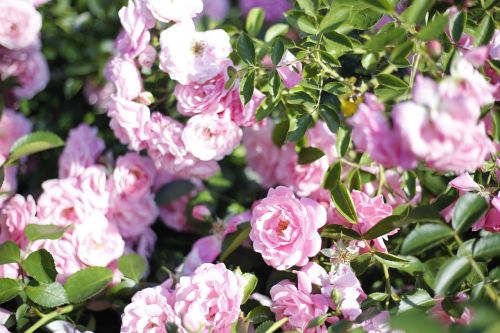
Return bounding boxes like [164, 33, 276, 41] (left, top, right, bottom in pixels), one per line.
[409, 51, 421, 88]
[382, 264, 391, 309]
[25, 305, 74, 333]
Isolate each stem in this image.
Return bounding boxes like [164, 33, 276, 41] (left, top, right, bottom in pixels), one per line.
[25, 305, 74, 333]
[376, 166, 386, 196]
[382, 264, 391, 309]
[409, 51, 421, 88]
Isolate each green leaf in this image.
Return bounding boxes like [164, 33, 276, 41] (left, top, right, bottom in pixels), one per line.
[297, 15, 318, 34]
[434, 256, 471, 296]
[247, 306, 273, 325]
[450, 11, 466, 43]
[26, 282, 69, 308]
[237, 33, 256, 65]
[24, 224, 70, 242]
[377, 73, 408, 89]
[15, 304, 30, 331]
[0, 241, 20, 264]
[298, 147, 325, 165]
[416, 14, 448, 41]
[155, 180, 195, 206]
[0, 167, 4, 190]
[0, 278, 22, 304]
[288, 114, 312, 142]
[321, 224, 361, 241]
[359, 0, 394, 14]
[348, 169, 362, 191]
[64, 267, 113, 303]
[400, 224, 453, 255]
[323, 161, 342, 190]
[374, 252, 410, 269]
[336, 127, 351, 157]
[271, 39, 285, 66]
[365, 27, 406, 51]
[397, 289, 435, 313]
[254, 318, 288, 333]
[246, 7, 265, 37]
[350, 253, 372, 275]
[4, 132, 64, 166]
[324, 32, 353, 57]
[492, 108, 500, 142]
[264, 24, 289, 43]
[240, 71, 255, 106]
[318, 103, 340, 134]
[402, 171, 417, 199]
[220, 222, 251, 261]
[306, 314, 329, 329]
[118, 254, 147, 283]
[472, 234, 500, 260]
[297, 0, 316, 16]
[320, 6, 351, 33]
[272, 119, 290, 147]
[475, 15, 495, 46]
[241, 273, 258, 304]
[390, 40, 415, 64]
[21, 249, 57, 284]
[451, 193, 489, 234]
[401, 0, 435, 24]
[331, 183, 357, 224]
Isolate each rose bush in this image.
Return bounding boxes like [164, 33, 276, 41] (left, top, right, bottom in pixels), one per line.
[0, 0, 499, 332]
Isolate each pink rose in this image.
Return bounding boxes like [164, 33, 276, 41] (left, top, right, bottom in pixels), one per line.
[76, 166, 110, 213]
[108, 97, 151, 150]
[116, 0, 153, 59]
[58, 124, 105, 178]
[0, 194, 38, 247]
[331, 190, 393, 252]
[221, 87, 265, 127]
[270, 279, 330, 333]
[240, 0, 291, 22]
[191, 205, 211, 221]
[0, 0, 41, 50]
[181, 235, 222, 275]
[352, 311, 396, 333]
[174, 263, 245, 332]
[0, 263, 19, 279]
[159, 21, 232, 84]
[113, 153, 156, 199]
[201, 0, 229, 20]
[250, 186, 326, 270]
[363, 169, 422, 208]
[0, 109, 32, 161]
[74, 213, 125, 267]
[121, 284, 178, 333]
[430, 294, 472, 327]
[138, 45, 156, 69]
[105, 57, 143, 100]
[158, 195, 192, 232]
[182, 114, 242, 161]
[277, 51, 302, 89]
[108, 194, 159, 239]
[126, 227, 157, 259]
[146, 0, 203, 23]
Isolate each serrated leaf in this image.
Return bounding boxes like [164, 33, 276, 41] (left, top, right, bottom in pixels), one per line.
[434, 256, 471, 296]
[246, 7, 265, 37]
[0, 278, 22, 304]
[237, 33, 256, 65]
[241, 273, 258, 304]
[155, 180, 195, 206]
[118, 254, 147, 283]
[451, 193, 489, 234]
[0, 241, 20, 264]
[400, 224, 453, 255]
[24, 224, 70, 242]
[22, 249, 57, 284]
[240, 71, 255, 106]
[5, 132, 64, 166]
[220, 222, 251, 261]
[26, 282, 68, 307]
[298, 147, 325, 165]
[64, 267, 113, 303]
[331, 183, 357, 224]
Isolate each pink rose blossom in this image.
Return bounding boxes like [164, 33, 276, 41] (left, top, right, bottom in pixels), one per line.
[121, 284, 178, 333]
[240, 0, 291, 22]
[158, 195, 192, 232]
[182, 114, 242, 161]
[116, 0, 153, 59]
[108, 97, 151, 150]
[174, 263, 245, 332]
[0, 0, 41, 50]
[331, 190, 393, 252]
[270, 279, 330, 333]
[450, 173, 481, 192]
[250, 186, 326, 270]
[0, 263, 19, 279]
[221, 87, 265, 127]
[0, 109, 32, 161]
[192, 205, 211, 221]
[352, 311, 396, 333]
[277, 51, 302, 89]
[159, 21, 232, 84]
[58, 124, 105, 178]
[126, 227, 157, 259]
[146, 0, 203, 23]
[138, 45, 157, 69]
[181, 235, 222, 275]
[113, 153, 156, 199]
[201, 0, 229, 20]
[0, 194, 38, 247]
[105, 57, 143, 100]
[363, 169, 422, 208]
[108, 194, 159, 239]
[76, 165, 110, 213]
[45, 321, 92, 333]
[430, 294, 472, 327]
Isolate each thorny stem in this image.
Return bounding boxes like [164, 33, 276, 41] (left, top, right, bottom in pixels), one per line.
[25, 305, 74, 333]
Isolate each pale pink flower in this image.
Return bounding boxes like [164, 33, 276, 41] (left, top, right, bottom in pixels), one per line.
[0, 263, 19, 279]
[221, 87, 265, 127]
[331, 190, 393, 252]
[158, 195, 192, 232]
[107, 194, 159, 239]
[116, 0, 153, 59]
[363, 169, 422, 208]
[240, 0, 291, 22]
[45, 321, 93, 333]
[130, 227, 157, 259]
[0, 109, 32, 161]
[105, 57, 143, 100]
[108, 97, 151, 150]
[159, 21, 232, 84]
[147, 0, 203, 23]
[121, 284, 178, 333]
[182, 114, 242, 161]
[74, 213, 125, 267]
[181, 235, 222, 275]
[243, 120, 281, 187]
[201, 0, 229, 20]
[0, 0, 41, 50]
[174, 263, 245, 332]
[484, 197, 500, 232]
[450, 173, 481, 192]
[277, 51, 302, 89]
[270, 279, 330, 333]
[76, 165, 110, 213]
[250, 186, 326, 270]
[192, 205, 211, 221]
[113, 153, 156, 199]
[0, 309, 10, 326]
[58, 124, 105, 178]
[430, 294, 472, 327]
[352, 311, 395, 333]
[138, 45, 157, 69]
[0, 194, 38, 247]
